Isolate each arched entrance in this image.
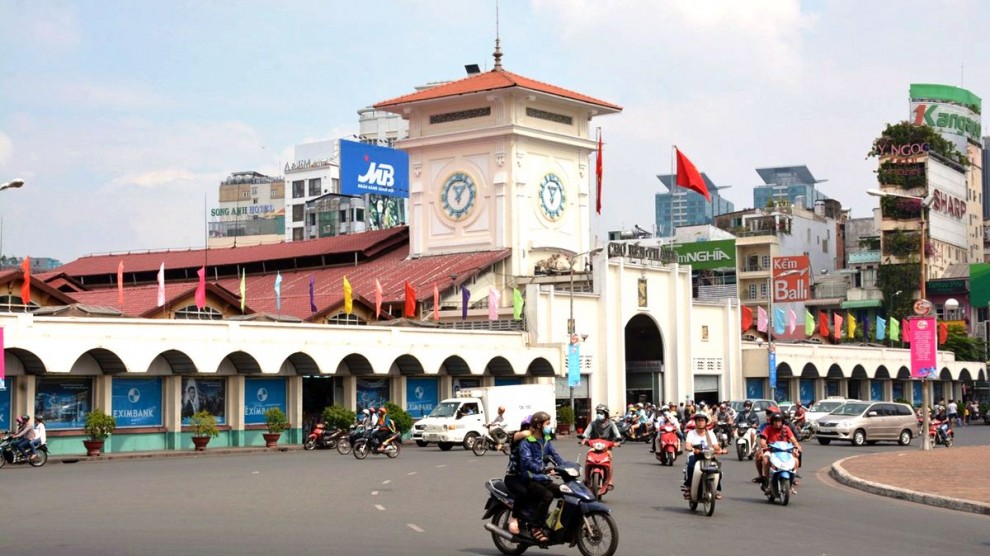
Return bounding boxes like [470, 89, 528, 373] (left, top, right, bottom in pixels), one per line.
[624, 314, 664, 405]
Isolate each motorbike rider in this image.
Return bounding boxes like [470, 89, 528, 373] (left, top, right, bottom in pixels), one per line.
[11, 414, 38, 461]
[681, 412, 726, 500]
[735, 401, 759, 434]
[32, 416, 47, 452]
[504, 414, 534, 535]
[759, 412, 802, 494]
[714, 403, 733, 442]
[369, 407, 396, 452]
[504, 411, 564, 544]
[586, 404, 622, 443]
[629, 403, 648, 440]
[486, 406, 508, 447]
[792, 402, 807, 429]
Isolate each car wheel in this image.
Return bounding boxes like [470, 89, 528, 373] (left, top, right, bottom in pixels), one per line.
[852, 430, 866, 447]
[463, 432, 479, 451]
[817, 438, 831, 445]
[898, 430, 912, 446]
[438, 442, 454, 451]
[415, 440, 428, 448]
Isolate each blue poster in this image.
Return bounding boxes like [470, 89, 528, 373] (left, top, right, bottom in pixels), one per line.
[799, 379, 815, 406]
[567, 344, 581, 388]
[870, 380, 883, 401]
[405, 378, 438, 419]
[892, 382, 904, 402]
[745, 378, 764, 399]
[339, 140, 409, 198]
[494, 377, 523, 387]
[357, 378, 390, 412]
[181, 377, 226, 425]
[111, 377, 163, 427]
[452, 378, 481, 396]
[244, 378, 287, 425]
[0, 383, 9, 431]
[768, 351, 777, 388]
[36, 378, 92, 430]
[913, 383, 922, 406]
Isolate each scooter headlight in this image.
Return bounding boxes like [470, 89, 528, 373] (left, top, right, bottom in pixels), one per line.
[559, 485, 573, 494]
[593, 442, 606, 451]
[703, 449, 714, 460]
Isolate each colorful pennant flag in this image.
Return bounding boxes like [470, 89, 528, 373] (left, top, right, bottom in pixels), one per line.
[818, 311, 829, 338]
[404, 281, 416, 318]
[343, 276, 353, 315]
[787, 309, 797, 335]
[309, 275, 317, 314]
[488, 286, 500, 320]
[890, 318, 901, 341]
[157, 263, 165, 307]
[512, 287, 524, 320]
[757, 306, 768, 333]
[274, 272, 283, 312]
[0, 328, 5, 388]
[374, 279, 383, 319]
[117, 261, 124, 306]
[741, 305, 753, 332]
[805, 310, 814, 336]
[239, 269, 246, 312]
[876, 317, 887, 341]
[833, 313, 844, 340]
[847, 312, 857, 339]
[938, 321, 948, 345]
[773, 307, 785, 335]
[902, 319, 909, 343]
[195, 267, 206, 310]
[674, 147, 711, 202]
[461, 286, 470, 321]
[19, 257, 30, 305]
[433, 283, 440, 321]
[596, 128, 604, 215]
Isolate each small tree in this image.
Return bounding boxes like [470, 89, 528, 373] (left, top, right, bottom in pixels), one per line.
[84, 409, 116, 440]
[322, 405, 356, 431]
[384, 402, 413, 434]
[189, 410, 219, 438]
[264, 407, 289, 434]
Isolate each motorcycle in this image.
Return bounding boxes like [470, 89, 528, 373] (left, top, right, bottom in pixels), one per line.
[735, 423, 757, 461]
[685, 447, 721, 517]
[579, 436, 618, 501]
[336, 424, 371, 455]
[304, 423, 344, 450]
[352, 431, 401, 459]
[654, 423, 680, 466]
[763, 440, 796, 506]
[0, 436, 49, 468]
[482, 461, 619, 556]
[473, 423, 511, 456]
[929, 419, 954, 448]
[797, 422, 814, 441]
[714, 420, 733, 450]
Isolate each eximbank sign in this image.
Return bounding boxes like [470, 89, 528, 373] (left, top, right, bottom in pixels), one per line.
[910, 83, 982, 147]
[674, 239, 736, 270]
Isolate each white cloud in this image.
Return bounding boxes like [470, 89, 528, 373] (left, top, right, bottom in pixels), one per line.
[23, 5, 82, 51]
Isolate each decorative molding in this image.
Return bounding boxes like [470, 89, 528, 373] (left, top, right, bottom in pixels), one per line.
[413, 163, 422, 177]
[495, 153, 505, 167]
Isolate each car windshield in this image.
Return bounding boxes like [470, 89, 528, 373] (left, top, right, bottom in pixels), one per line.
[809, 401, 846, 413]
[427, 402, 460, 418]
[831, 402, 870, 416]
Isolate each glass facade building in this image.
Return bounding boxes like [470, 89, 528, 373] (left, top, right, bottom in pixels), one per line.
[655, 173, 734, 237]
[752, 166, 828, 210]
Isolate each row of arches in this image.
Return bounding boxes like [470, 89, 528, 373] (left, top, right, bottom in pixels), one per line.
[775, 362, 986, 383]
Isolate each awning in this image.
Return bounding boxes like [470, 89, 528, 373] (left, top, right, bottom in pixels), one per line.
[841, 299, 882, 309]
[803, 297, 844, 307]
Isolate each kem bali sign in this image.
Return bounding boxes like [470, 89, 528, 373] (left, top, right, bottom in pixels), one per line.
[772, 256, 810, 303]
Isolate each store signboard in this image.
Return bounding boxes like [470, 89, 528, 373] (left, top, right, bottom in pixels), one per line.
[340, 140, 409, 198]
[674, 239, 736, 270]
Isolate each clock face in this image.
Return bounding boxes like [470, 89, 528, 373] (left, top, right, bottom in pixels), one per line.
[440, 172, 477, 220]
[539, 174, 566, 220]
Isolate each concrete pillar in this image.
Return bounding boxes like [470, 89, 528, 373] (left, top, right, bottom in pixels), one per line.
[287, 375, 303, 443]
[165, 375, 181, 450]
[342, 375, 357, 411]
[228, 375, 245, 446]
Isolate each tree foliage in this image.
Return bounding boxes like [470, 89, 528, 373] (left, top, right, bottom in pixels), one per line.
[942, 324, 986, 363]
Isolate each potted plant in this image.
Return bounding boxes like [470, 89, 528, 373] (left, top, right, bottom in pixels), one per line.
[189, 410, 219, 451]
[83, 408, 116, 456]
[556, 405, 575, 436]
[263, 407, 289, 448]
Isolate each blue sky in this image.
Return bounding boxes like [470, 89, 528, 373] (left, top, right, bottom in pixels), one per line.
[1, 0, 987, 262]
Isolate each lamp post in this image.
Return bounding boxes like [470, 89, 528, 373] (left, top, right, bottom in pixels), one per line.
[766, 269, 801, 402]
[867, 188, 934, 450]
[0, 179, 24, 192]
[567, 247, 604, 425]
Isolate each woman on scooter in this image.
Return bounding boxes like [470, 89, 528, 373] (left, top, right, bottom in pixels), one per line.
[504, 411, 563, 544]
[682, 412, 726, 500]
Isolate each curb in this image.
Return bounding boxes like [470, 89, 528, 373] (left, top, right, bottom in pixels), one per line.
[830, 455, 990, 516]
[51, 444, 305, 464]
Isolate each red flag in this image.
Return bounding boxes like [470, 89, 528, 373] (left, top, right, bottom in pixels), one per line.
[595, 129, 603, 215]
[195, 267, 206, 309]
[374, 279, 383, 319]
[19, 257, 30, 304]
[675, 148, 711, 202]
[833, 313, 844, 340]
[433, 283, 440, 321]
[404, 281, 416, 318]
[818, 311, 829, 338]
[117, 260, 124, 306]
[938, 321, 948, 345]
[741, 305, 753, 331]
[902, 319, 909, 343]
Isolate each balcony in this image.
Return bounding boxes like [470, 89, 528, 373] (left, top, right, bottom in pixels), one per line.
[845, 287, 883, 302]
[847, 251, 880, 265]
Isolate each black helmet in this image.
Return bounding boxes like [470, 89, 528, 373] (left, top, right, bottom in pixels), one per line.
[770, 412, 784, 423]
[595, 403, 609, 416]
[743, 401, 752, 409]
[20, 414, 30, 423]
[531, 411, 551, 427]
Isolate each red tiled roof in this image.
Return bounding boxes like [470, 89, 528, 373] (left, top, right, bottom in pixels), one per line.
[56, 227, 409, 277]
[374, 68, 622, 111]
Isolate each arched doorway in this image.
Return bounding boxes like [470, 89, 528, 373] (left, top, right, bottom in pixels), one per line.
[624, 314, 664, 405]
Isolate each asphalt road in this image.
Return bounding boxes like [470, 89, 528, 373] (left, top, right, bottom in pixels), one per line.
[2, 427, 989, 556]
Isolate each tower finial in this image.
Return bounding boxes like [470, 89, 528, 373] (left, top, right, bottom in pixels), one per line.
[493, 0, 503, 70]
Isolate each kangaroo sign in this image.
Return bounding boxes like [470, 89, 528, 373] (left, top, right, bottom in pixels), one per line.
[772, 256, 810, 302]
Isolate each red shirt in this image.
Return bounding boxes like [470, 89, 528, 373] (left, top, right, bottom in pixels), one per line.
[761, 424, 796, 444]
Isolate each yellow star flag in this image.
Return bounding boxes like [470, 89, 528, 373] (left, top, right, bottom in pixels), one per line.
[847, 312, 857, 339]
[343, 276, 353, 315]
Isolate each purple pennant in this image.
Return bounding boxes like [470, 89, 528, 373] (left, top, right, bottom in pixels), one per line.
[461, 286, 470, 321]
[309, 275, 317, 313]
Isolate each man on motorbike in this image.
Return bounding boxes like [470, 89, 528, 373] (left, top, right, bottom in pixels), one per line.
[759, 412, 802, 494]
[369, 407, 396, 452]
[792, 402, 807, 429]
[504, 411, 564, 544]
[629, 403, 648, 440]
[487, 406, 508, 447]
[586, 404, 622, 443]
[682, 412, 726, 500]
[11, 415, 38, 461]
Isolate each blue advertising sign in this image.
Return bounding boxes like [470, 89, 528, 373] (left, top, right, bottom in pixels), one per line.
[181, 377, 226, 425]
[452, 378, 481, 395]
[768, 351, 777, 388]
[870, 380, 883, 401]
[567, 343, 581, 388]
[745, 378, 764, 399]
[36, 378, 92, 430]
[111, 377, 163, 427]
[799, 379, 814, 406]
[339, 140, 409, 198]
[405, 378, 438, 419]
[357, 378, 390, 412]
[0, 383, 9, 430]
[494, 377, 523, 387]
[913, 383, 923, 406]
[244, 378, 287, 425]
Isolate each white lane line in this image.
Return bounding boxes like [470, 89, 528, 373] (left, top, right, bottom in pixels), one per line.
[407, 471, 417, 476]
[436, 464, 447, 468]
[371, 491, 379, 496]
[375, 504, 386, 511]
[382, 480, 392, 485]
[407, 523, 425, 533]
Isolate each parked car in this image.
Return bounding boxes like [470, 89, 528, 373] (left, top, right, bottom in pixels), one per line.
[777, 402, 795, 417]
[729, 399, 778, 425]
[806, 398, 859, 430]
[815, 401, 918, 446]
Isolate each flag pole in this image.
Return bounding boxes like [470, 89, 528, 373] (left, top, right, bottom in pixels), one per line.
[670, 145, 676, 255]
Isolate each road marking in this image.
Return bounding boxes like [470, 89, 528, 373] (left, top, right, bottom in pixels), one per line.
[436, 464, 447, 468]
[382, 480, 392, 485]
[371, 491, 378, 496]
[407, 471, 417, 476]
[407, 523, 425, 533]
[375, 504, 386, 511]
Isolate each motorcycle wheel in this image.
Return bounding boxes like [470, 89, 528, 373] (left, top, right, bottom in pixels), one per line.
[490, 508, 527, 555]
[385, 443, 400, 459]
[664, 451, 673, 466]
[736, 443, 745, 461]
[688, 489, 698, 511]
[576, 511, 619, 556]
[0, 452, 6, 469]
[29, 450, 47, 467]
[472, 438, 489, 456]
[590, 473, 603, 501]
[779, 478, 790, 506]
[327, 439, 339, 450]
[463, 432, 479, 451]
[304, 439, 316, 450]
[336, 438, 352, 455]
[352, 440, 369, 460]
[945, 437, 953, 448]
[702, 479, 716, 517]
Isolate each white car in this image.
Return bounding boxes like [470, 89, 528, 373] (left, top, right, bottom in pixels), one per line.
[806, 399, 859, 430]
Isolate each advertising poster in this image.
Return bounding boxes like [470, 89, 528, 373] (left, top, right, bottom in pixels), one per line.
[405, 377, 438, 419]
[745, 378, 764, 399]
[181, 377, 226, 424]
[244, 378, 287, 425]
[452, 377, 481, 395]
[111, 377, 163, 427]
[357, 378, 390, 411]
[494, 377, 523, 387]
[908, 317, 938, 379]
[870, 380, 883, 401]
[339, 140, 410, 198]
[367, 194, 406, 231]
[36, 378, 92, 430]
[772, 256, 811, 302]
[0, 383, 9, 430]
[799, 379, 815, 405]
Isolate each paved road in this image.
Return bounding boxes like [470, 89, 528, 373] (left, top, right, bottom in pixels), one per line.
[2, 428, 989, 555]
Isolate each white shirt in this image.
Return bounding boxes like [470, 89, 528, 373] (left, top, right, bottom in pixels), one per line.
[686, 428, 717, 451]
[35, 423, 47, 444]
[947, 402, 958, 415]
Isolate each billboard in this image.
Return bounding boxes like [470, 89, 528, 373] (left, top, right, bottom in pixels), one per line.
[971, 264, 990, 307]
[244, 378, 287, 425]
[908, 316, 938, 379]
[772, 256, 810, 302]
[111, 377, 163, 428]
[910, 83, 982, 152]
[927, 156, 969, 249]
[339, 140, 409, 198]
[674, 239, 736, 270]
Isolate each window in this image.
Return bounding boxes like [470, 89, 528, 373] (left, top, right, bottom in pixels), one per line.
[339, 209, 347, 223]
[748, 284, 757, 299]
[332, 178, 340, 192]
[292, 180, 305, 198]
[0, 295, 38, 313]
[326, 313, 365, 325]
[174, 305, 224, 320]
[308, 213, 316, 226]
[761, 255, 770, 269]
[308, 178, 322, 197]
[292, 228, 304, 241]
[354, 208, 364, 222]
[292, 204, 304, 222]
[36, 378, 93, 430]
[822, 238, 829, 253]
[760, 282, 768, 298]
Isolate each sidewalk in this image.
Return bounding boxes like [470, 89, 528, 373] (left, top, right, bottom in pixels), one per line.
[51, 444, 304, 464]
[830, 445, 990, 516]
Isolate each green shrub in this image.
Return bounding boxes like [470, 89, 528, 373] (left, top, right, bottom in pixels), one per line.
[556, 405, 575, 425]
[84, 409, 116, 440]
[189, 410, 219, 438]
[322, 405, 356, 431]
[264, 407, 289, 434]
[384, 402, 413, 434]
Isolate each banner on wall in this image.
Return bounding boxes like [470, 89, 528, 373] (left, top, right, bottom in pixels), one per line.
[244, 378, 287, 425]
[357, 378, 390, 411]
[111, 377, 163, 427]
[0, 384, 9, 429]
[405, 377, 439, 419]
[181, 377, 226, 424]
[908, 317, 938, 379]
[452, 378, 481, 396]
[36, 378, 92, 430]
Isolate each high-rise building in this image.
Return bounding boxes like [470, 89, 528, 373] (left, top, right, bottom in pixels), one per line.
[284, 140, 342, 242]
[654, 173, 734, 238]
[752, 165, 828, 210]
[209, 171, 285, 248]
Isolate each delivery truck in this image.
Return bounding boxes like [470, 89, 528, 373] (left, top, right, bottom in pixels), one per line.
[412, 384, 555, 451]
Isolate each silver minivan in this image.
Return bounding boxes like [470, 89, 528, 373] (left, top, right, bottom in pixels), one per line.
[815, 401, 917, 446]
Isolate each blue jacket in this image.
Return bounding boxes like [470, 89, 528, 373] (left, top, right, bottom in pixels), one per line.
[516, 433, 564, 483]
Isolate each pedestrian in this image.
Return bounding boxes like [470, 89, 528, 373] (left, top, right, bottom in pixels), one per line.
[946, 399, 959, 427]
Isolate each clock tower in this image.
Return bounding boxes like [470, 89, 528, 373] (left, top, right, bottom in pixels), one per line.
[373, 53, 621, 278]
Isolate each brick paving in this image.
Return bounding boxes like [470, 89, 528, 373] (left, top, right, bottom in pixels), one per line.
[839, 445, 990, 505]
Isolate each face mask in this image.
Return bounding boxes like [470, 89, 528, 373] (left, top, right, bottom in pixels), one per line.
[542, 425, 553, 436]
[596, 414, 605, 421]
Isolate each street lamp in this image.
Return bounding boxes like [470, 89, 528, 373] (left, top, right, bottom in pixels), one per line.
[867, 188, 935, 450]
[766, 269, 801, 402]
[567, 246, 604, 427]
[0, 179, 25, 192]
